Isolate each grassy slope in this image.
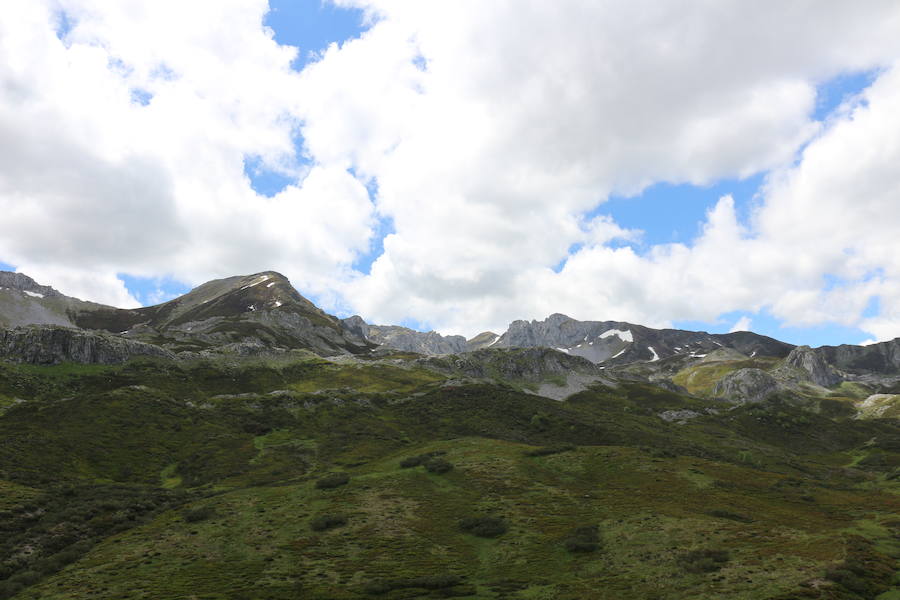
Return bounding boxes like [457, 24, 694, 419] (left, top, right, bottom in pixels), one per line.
[0, 358, 897, 599]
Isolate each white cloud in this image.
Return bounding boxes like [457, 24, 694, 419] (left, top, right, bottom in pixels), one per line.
[0, 1, 374, 303]
[2, 1, 900, 344]
[729, 316, 753, 334]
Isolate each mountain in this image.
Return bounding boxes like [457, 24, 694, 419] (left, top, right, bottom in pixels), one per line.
[340, 317, 501, 354]
[344, 311, 793, 365]
[1, 270, 899, 599]
[0, 272, 104, 329]
[0, 271, 373, 362]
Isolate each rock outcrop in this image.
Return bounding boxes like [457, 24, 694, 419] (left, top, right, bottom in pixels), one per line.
[0, 326, 173, 365]
[0, 271, 63, 298]
[777, 345, 842, 387]
[712, 368, 779, 404]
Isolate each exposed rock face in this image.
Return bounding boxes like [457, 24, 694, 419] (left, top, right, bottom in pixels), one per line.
[466, 331, 501, 350]
[360, 324, 468, 355]
[778, 345, 842, 387]
[339, 318, 500, 355]
[814, 338, 900, 374]
[0, 272, 63, 298]
[712, 368, 779, 404]
[490, 314, 793, 364]
[420, 347, 601, 383]
[0, 326, 173, 365]
[75, 272, 374, 357]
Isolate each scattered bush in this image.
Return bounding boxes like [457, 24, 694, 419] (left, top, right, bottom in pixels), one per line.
[315, 472, 350, 489]
[363, 574, 462, 595]
[309, 514, 347, 532]
[424, 458, 454, 474]
[563, 525, 601, 553]
[524, 444, 575, 457]
[458, 516, 507, 538]
[182, 505, 215, 523]
[707, 509, 753, 523]
[399, 451, 446, 469]
[678, 549, 730, 573]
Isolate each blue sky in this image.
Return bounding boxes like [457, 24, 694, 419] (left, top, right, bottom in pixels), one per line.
[2, 2, 894, 347]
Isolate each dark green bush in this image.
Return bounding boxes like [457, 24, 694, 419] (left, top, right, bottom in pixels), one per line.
[707, 509, 753, 523]
[399, 451, 446, 469]
[678, 549, 730, 573]
[363, 574, 462, 595]
[424, 458, 454, 474]
[182, 505, 215, 523]
[563, 525, 601, 553]
[458, 516, 507, 538]
[310, 514, 347, 531]
[524, 444, 575, 457]
[315, 472, 350, 489]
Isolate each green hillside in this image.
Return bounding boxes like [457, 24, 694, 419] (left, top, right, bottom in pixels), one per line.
[0, 356, 898, 599]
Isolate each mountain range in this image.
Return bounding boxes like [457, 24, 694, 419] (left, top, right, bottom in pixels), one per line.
[4, 269, 900, 403]
[0, 269, 898, 599]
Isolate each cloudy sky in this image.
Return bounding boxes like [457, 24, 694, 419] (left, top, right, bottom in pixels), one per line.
[2, 1, 900, 345]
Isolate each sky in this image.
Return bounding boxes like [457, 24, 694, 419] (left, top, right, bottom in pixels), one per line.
[2, 2, 900, 347]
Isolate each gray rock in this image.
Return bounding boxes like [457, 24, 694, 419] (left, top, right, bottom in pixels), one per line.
[712, 368, 779, 404]
[815, 338, 900, 374]
[0, 271, 63, 298]
[777, 345, 842, 387]
[0, 325, 173, 365]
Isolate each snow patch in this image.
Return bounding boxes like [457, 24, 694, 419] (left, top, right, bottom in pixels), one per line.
[267, 281, 275, 288]
[600, 328, 633, 343]
[487, 334, 501, 347]
[648, 346, 659, 362]
[610, 348, 627, 359]
[240, 275, 270, 290]
[272, 300, 282, 308]
[23, 290, 44, 298]
[555, 347, 570, 354]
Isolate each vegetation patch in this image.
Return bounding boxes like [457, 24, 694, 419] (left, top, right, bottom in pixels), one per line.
[563, 525, 601, 553]
[181, 505, 215, 523]
[363, 574, 463, 595]
[309, 514, 347, 531]
[399, 450, 446, 468]
[315, 472, 350, 489]
[424, 457, 454, 474]
[458, 516, 507, 538]
[707, 509, 754, 523]
[524, 444, 576, 457]
[677, 548, 730, 573]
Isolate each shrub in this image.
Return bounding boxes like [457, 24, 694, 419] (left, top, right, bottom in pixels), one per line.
[399, 451, 446, 469]
[315, 472, 350, 489]
[310, 514, 347, 532]
[424, 458, 454, 474]
[563, 525, 601, 553]
[458, 516, 507, 538]
[707, 509, 753, 523]
[181, 505, 215, 523]
[678, 549, 730, 573]
[363, 575, 462, 595]
[524, 444, 575, 457]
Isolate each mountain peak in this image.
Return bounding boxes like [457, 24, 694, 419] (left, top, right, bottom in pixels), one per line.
[0, 271, 62, 299]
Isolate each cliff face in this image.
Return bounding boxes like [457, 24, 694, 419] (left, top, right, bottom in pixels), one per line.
[712, 368, 779, 404]
[777, 345, 843, 387]
[0, 326, 173, 365]
[814, 338, 900, 374]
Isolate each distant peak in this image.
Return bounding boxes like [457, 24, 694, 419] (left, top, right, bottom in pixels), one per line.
[0, 271, 62, 298]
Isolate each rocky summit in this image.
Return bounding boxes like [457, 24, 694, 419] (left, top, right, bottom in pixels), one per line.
[0, 270, 898, 600]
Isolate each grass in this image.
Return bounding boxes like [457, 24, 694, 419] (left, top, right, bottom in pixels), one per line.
[0, 354, 897, 599]
[672, 357, 780, 396]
